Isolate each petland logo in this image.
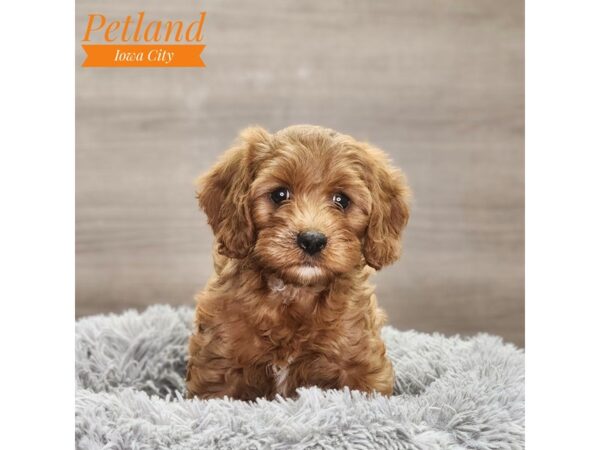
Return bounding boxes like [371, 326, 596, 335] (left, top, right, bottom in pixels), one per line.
[81, 11, 206, 68]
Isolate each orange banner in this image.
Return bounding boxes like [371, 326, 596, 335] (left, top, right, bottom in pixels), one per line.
[82, 45, 205, 67]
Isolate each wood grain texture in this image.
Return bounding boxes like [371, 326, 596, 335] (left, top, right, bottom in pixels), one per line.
[76, 0, 524, 346]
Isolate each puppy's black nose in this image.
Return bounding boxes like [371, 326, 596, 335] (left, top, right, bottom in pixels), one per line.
[297, 231, 327, 255]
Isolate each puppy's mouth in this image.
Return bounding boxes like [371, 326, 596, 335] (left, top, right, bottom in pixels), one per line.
[279, 263, 329, 286]
[293, 264, 323, 279]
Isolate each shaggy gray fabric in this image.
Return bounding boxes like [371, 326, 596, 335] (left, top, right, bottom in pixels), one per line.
[75, 305, 524, 450]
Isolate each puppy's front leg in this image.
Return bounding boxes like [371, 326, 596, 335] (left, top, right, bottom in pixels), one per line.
[186, 333, 274, 400]
[288, 345, 394, 396]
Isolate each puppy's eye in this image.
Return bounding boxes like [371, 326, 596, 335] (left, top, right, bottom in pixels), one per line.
[270, 187, 291, 205]
[332, 192, 350, 210]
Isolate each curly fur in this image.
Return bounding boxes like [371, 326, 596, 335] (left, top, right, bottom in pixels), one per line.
[187, 125, 411, 400]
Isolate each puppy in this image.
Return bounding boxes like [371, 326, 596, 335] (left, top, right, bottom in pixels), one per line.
[186, 125, 410, 400]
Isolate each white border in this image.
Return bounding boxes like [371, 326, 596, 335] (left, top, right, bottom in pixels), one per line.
[0, 0, 74, 447]
[526, 1, 600, 448]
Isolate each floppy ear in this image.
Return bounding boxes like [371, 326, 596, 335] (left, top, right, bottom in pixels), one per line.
[362, 146, 411, 270]
[196, 127, 270, 258]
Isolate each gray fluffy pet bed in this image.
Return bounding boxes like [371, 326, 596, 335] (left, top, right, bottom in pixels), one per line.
[75, 305, 524, 450]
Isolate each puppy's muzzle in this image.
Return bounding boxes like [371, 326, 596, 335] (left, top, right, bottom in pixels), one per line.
[297, 231, 327, 255]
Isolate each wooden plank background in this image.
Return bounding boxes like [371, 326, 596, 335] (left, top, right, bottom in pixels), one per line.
[76, 0, 524, 346]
